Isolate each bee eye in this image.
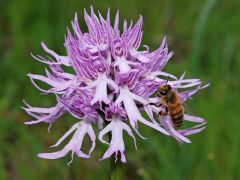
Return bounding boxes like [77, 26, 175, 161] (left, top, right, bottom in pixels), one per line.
[160, 91, 166, 95]
[167, 85, 171, 90]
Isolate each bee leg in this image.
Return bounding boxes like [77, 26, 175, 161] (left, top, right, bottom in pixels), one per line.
[147, 103, 162, 107]
[165, 106, 169, 114]
[159, 106, 169, 116]
[159, 111, 167, 116]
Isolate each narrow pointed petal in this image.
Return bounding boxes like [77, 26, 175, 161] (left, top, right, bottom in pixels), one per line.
[184, 114, 205, 123]
[38, 149, 69, 159]
[50, 123, 78, 147]
[99, 122, 112, 145]
[87, 125, 96, 155]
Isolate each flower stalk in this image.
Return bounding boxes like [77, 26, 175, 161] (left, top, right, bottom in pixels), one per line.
[110, 156, 124, 180]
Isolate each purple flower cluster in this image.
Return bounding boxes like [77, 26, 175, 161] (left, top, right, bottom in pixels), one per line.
[23, 7, 208, 164]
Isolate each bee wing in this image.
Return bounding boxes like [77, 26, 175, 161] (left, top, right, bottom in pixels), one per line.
[179, 95, 196, 116]
[182, 102, 192, 115]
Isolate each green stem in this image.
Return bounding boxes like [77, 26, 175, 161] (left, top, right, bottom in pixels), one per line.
[110, 157, 123, 180]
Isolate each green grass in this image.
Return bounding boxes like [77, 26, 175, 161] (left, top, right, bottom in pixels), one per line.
[0, 0, 240, 179]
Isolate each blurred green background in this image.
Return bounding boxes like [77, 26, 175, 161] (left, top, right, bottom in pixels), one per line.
[0, 0, 239, 179]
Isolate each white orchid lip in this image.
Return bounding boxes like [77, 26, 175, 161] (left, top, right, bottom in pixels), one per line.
[99, 117, 137, 163]
[115, 86, 170, 137]
[38, 119, 96, 165]
[24, 7, 209, 164]
[81, 72, 118, 105]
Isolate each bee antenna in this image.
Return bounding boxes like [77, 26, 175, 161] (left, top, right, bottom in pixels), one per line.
[166, 76, 169, 85]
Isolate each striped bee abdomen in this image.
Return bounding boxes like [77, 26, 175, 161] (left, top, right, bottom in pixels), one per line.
[169, 102, 184, 127]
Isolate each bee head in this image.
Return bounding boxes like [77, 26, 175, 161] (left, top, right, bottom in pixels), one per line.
[157, 84, 172, 97]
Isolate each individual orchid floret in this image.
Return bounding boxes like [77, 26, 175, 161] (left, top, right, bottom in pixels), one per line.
[81, 70, 118, 105]
[115, 86, 169, 137]
[24, 7, 208, 164]
[38, 119, 96, 166]
[99, 103, 136, 163]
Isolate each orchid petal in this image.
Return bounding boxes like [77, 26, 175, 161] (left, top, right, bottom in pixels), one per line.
[106, 78, 119, 93]
[50, 123, 79, 147]
[41, 42, 71, 66]
[184, 114, 205, 123]
[87, 125, 96, 155]
[38, 149, 69, 159]
[98, 122, 112, 145]
[121, 122, 137, 149]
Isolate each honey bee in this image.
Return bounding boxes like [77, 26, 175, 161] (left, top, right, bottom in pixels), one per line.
[149, 82, 184, 128]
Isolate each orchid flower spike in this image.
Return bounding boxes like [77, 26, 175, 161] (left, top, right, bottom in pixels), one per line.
[23, 7, 208, 164]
